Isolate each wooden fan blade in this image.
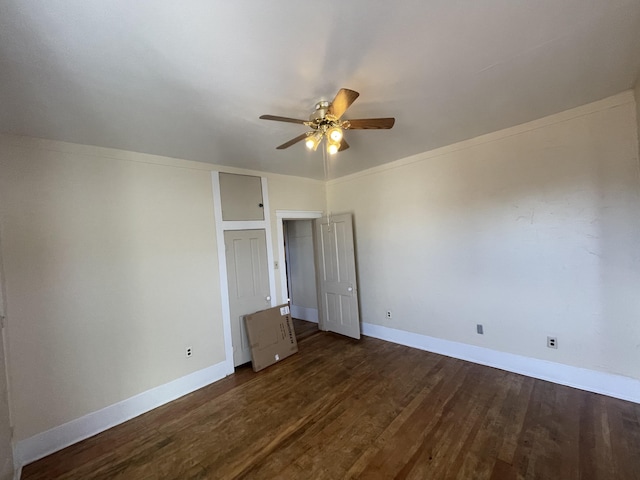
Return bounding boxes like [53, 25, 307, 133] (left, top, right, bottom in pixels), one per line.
[260, 114, 307, 124]
[346, 118, 395, 129]
[276, 133, 309, 149]
[328, 88, 360, 119]
[338, 139, 350, 152]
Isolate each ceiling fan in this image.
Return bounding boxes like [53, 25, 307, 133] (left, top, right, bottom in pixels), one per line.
[259, 88, 395, 154]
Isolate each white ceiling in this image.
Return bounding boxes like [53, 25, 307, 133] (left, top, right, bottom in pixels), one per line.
[1, 1, 640, 180]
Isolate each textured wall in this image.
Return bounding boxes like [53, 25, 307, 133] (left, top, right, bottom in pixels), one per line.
[328, 92, 640, 381]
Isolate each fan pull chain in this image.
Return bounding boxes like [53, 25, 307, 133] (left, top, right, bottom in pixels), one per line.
[322, 146, 332, 231]
[323, 142, 329, 181]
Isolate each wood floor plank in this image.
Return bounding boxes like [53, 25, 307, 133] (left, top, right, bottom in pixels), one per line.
[236, 341, 411, 478]
[194, 336, 393, 478]
[344, 366, 443, 479]
[438, 367, 513, 478]
[606, 397, 640, 479]
[495, 375, 535, 465]
[399, 364, 500, 479]
[269, 345, 437, 479]
[356, 359, 472, 478]
[21, 333, 640, 480]
[292, 318, 320, 342]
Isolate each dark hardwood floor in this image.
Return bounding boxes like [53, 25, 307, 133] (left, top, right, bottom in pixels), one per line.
[292, 317, 320, 342]
[22, 332, 640, 479]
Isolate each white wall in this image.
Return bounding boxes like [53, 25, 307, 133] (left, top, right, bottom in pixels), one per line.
[0, 135, 326, 447]
[0, 139, 223, 441]
[285, 220, 318, 316]
[328, 91, 640, 381]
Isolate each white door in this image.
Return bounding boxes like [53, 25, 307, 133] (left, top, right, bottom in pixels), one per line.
[315, 213, 360, 339]
[224, 229, 271, 366]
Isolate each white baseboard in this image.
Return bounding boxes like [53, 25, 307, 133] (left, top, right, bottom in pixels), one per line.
[361, 322, 640, 404]
[290, 305, 318, 323]
[14, 361, 228, 469]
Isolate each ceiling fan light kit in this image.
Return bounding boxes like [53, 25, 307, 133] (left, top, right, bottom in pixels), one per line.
[260, 88, 395, 155]
[305, 131, 322, 151]
[327, 126, 343, 142]
[327, 139, 340, 155]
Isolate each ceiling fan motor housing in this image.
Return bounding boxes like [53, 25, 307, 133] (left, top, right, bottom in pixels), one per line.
[309, 101, 330, 123]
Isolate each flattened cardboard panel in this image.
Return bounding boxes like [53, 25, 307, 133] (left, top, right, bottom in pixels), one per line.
[244, 304, 298, 372]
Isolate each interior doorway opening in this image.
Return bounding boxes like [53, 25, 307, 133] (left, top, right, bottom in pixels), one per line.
[276, 211, 323, 342]
[283, 219, 321, 342]
[276, 210, 362, 341]
[283, 219, 319, 324]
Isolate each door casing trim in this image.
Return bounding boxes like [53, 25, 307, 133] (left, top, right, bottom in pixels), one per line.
[211, 172, 276, 374]
[275, 210, 323, 309]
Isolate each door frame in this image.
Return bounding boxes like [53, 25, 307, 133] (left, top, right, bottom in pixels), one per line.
[275, 210, 323, 310]
[211, 172, 276, 375]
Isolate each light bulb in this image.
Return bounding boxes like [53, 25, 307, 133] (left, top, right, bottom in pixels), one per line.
[305, 137, 315, 150]
[327, 143, 339, 155]
[305, 132, 321, 151]
[328, 126, 343, 142]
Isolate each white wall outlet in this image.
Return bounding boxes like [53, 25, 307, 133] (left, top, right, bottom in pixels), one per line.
[186, 346, 193, 357]
[386, 310, 392, 319]
[547, 336, 557, 349]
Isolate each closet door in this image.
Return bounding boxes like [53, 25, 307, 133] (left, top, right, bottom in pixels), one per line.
[225, 229, 271, 366]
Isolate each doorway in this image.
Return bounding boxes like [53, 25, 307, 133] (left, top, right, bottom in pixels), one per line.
[283, 219, 320, 342]
[276, 210, 361, 341]
[283, 220, 318, 323]
[276, 211, 322, 343]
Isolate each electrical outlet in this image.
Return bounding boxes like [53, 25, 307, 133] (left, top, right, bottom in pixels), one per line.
[476, 324, 484, 335]
[547, 336, 557, 349]
[186, 346, 193, 357]
[386, 310, 392, 319]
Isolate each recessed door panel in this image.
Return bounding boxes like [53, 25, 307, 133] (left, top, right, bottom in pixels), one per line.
[336, 221, 350, 283]
[320, 224, 337, 283]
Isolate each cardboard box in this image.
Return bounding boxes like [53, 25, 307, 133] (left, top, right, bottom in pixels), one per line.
[244, 304, 298, 372]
